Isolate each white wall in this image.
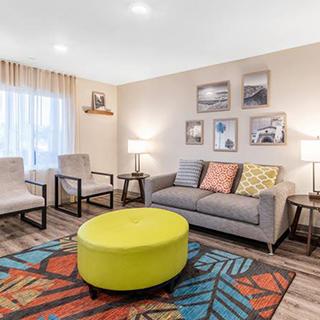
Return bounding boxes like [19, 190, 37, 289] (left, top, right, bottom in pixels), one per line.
[118, 43, 320, 225]
[76, 78, 118, 187]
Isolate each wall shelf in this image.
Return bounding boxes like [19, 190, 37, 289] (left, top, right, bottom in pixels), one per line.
[84, 109, 114, 116]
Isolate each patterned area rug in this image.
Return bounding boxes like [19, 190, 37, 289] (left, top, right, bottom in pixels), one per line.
[0, 235, 295, 320]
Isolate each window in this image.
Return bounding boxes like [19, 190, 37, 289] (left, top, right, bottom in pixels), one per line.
[0, 88, 74, 170]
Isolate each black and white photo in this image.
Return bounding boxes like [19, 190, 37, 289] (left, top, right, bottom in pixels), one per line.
[186, 120, 204, 145]
[250, 113, 286, 145]
[242, 71, 269, 109]
[197, 81, 230, 113]
[92, 91, 106, 110]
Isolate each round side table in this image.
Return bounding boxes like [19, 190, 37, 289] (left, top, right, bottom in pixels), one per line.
[287, 195, 320, 256]
[117, 173, 150, 207]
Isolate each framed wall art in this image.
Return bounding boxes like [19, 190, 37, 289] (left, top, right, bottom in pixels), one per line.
[242, 70, 270, 109]
[250, 113, 287, 145]
[186, 120, 204, 145]
[92, 91, 106, 110]
[197, 81, 230, 113]
[213, 118, 238, 152]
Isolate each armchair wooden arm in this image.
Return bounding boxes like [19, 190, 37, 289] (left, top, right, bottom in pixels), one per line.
[91, 171, 114, 185]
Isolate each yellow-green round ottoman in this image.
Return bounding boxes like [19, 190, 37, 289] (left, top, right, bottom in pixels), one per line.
[77, 208, 189, 294]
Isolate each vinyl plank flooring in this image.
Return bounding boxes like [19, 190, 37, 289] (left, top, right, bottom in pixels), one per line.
[0, 190, 319, 319]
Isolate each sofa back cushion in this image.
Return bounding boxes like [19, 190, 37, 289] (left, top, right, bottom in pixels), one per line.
[200, 162, 239, 193]
[174, 159, 203, 188]
[235, 163, 279, 198]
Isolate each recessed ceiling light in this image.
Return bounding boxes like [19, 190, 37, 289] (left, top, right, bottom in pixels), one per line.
[53, 44, 68, 53]
[130, 2, 150, 15]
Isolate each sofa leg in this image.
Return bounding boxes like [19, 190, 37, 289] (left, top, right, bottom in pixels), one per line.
[267, 243, 274, 256]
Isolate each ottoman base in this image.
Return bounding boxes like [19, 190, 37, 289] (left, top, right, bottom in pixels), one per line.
[87, 271, 183, 300]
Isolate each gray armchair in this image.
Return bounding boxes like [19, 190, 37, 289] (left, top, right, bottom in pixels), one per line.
[0, 157, 47, 229]
[55, 154, 113, 217]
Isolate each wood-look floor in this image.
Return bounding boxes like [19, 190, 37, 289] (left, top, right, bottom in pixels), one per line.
[0, 190, 320, 320]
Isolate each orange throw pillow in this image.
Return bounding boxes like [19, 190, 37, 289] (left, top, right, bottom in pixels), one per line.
[200, 162, 238, 194]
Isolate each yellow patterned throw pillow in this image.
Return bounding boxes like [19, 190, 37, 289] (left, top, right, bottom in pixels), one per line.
[235, 163, 279, 198]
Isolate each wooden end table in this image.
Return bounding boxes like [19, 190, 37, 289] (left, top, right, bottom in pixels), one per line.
[117, 173, 150, 207]
[287, 195, 320, 256]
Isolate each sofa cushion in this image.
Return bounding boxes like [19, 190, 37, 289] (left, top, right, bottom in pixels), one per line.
[200, 162, 238, 193]
[197, 193, 259, 225]
[236, 163, 279, 198]
[174, 159, 203, 188]
[152, 187, 212, 211]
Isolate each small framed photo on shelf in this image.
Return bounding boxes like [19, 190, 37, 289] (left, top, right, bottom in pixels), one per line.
[250, 113, 287, 145]
[197, 81, 230, 113]
[213, 118, 238, 152]
[242, 70, 270, 109]
[92, 91, 106, 110]
[186, 120, 204, 145]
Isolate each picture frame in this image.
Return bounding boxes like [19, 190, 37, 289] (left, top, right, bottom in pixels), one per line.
[213, 118, 238, 152]
[92, 91, 106, 110]
[186, 120, 204, 145]
[250, 113, 287, 145]
[197, 81, 230, 113]
[242, 70, 270, 109]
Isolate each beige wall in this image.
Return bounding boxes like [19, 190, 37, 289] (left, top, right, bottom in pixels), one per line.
[76, 78, 118, 187]
[118, 43, 320, 225]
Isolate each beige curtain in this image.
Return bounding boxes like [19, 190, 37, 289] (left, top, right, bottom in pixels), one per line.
[0, 60, 76, 99]
[0, 60, 77, 204]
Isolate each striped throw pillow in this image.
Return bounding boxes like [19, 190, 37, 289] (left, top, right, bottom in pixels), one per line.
[174, 159, 203, 188]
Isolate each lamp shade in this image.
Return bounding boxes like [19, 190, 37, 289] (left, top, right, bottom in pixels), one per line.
[301, 140, 320, 162]
[128, 139, 148, 154]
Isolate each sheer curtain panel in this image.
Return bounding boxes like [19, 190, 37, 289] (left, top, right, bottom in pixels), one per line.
[0, 60, 76, 170]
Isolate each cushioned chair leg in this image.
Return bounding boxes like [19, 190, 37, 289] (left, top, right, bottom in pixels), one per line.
[110, 192, 114, 209]
[54, 204, 83, 218]
[41, 207, 47, 229]
[20, 207, 47, 230]
[77, 196, 82, 218]
[86, 192, 114, 209]
[54, 174, 83, 218]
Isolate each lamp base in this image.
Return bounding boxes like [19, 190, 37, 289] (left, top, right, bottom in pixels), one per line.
[308, 192, 320, 200]
[131, 172, 144, 177]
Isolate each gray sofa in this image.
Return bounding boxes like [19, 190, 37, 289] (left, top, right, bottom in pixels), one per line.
[145, 162, 295, 254]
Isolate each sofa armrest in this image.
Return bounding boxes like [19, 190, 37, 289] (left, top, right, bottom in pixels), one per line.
[145, 173, 176, 206]
[259, 181, 295, 243]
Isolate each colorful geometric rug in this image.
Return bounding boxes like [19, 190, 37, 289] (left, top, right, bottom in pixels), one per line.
[0, 235, 295, 320]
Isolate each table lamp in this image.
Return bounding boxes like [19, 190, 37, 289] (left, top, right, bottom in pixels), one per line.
[301, 138, 320, 199]
[128, 139, 148, 176]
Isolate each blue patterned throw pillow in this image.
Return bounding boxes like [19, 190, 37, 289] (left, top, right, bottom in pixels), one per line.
[174, 159, 203, 188]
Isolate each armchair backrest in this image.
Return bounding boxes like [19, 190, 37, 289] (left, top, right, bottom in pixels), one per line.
[58, 154, 93, 182]
[0, 157, 27, 194]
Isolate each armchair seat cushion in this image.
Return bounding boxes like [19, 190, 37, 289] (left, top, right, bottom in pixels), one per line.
[197, 193, 259, 225]
[0, 191, 44, 215]
[152, 186, 212, 211]
[62, 180, 113, 197]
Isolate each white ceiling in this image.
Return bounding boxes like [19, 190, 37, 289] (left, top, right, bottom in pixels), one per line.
[1, 0, 320, 85]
